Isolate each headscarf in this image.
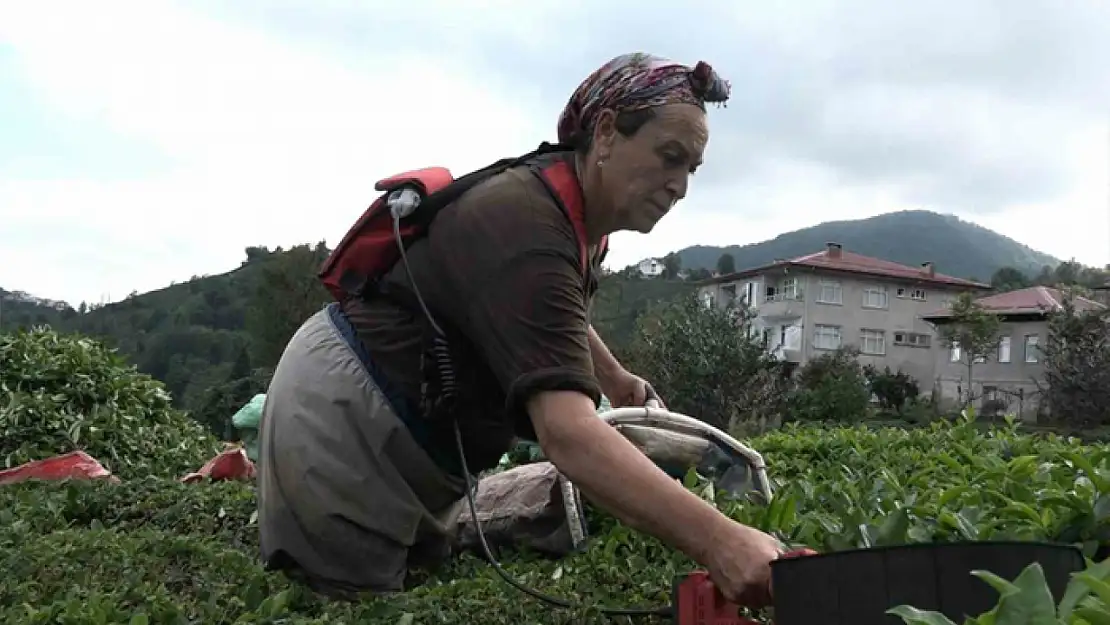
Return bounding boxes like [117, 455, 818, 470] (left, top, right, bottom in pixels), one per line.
[557, 52, 732, 147]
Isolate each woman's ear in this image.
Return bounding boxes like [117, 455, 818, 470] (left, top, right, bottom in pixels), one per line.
[590, 109, 617, 162]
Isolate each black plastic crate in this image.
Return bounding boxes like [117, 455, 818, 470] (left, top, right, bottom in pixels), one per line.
[770, 541, 1084, 625]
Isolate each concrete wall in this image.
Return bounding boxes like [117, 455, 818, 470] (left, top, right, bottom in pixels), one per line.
[699, 267, 971, 387]
[932, 318, 1048, 421]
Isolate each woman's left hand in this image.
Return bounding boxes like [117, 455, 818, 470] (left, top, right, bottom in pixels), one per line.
[602, 369, 665, 409]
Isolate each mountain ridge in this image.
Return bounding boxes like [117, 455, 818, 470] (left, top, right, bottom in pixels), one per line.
[671, 210, 1060, 281]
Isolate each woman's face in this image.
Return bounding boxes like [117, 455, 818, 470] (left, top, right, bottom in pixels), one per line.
[590, 103, 709, 234]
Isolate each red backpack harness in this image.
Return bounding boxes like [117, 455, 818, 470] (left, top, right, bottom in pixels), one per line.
[319, 142, 609, 305]
[318, 143, 609, 432]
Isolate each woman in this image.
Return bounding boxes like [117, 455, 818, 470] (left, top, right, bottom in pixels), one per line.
[257, 51, 782, 608]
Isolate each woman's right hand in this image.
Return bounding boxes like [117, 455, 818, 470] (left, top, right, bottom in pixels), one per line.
[704, 522, 783, 608]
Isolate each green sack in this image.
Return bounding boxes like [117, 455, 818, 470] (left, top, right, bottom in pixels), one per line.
[231, 393, 266, 462]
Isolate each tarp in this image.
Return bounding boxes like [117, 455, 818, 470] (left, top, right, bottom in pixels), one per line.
[0, 450, 120, 486]
[0, 447, 256, 487]
[231, 393, 266, 462]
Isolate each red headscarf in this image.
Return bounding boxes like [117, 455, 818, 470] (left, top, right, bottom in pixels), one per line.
[557, 52, 731, 147]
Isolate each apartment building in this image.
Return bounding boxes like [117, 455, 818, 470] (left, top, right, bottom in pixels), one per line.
[697, 242, 991, 384]
[922, 286, 1106, 421]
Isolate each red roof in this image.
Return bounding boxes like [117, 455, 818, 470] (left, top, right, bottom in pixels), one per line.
[703, 244, 990, 289]
[923, 286, 1106, 319]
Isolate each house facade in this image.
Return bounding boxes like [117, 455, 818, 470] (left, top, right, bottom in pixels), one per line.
[637, 258, 664, 278]
[922, 286, 1106, 422]
[697, 242, 991, 384]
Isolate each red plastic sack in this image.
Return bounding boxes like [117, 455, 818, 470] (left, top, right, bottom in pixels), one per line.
[180, 447, 256, 484]
[0, 450, 119, 487]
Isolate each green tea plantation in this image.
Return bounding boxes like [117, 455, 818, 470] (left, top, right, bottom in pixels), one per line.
[4, 327, 1110, 624]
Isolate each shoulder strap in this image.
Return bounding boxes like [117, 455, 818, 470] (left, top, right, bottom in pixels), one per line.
[531, 156, 595, 278]
[411, 142, 573, 230]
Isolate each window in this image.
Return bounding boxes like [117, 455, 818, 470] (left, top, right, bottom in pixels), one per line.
[894, 331, 932, 348]
[766, 278, 800, 302]
[862, 286, 888, 309]
[1024, 334, 1040, 363]
[814, 325, 842, 350]
[860, 329, 886, 355]
[998, 336, 1011, 363]
[781, 278, 799, 300]
[700, 290, 714, 308]
[742, 281, 757, 306]
[950, 341, 962, 362]
[818, 280, 843, 304]
[896, 287, 927, 301]
[896, 332, 930, 347]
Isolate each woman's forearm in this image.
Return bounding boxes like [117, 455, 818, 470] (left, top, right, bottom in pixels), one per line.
[529, 390, 728, 566]
[588, 324, 623, 384]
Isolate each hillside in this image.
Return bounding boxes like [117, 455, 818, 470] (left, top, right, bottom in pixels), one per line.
[1, 210, 1093, 434]
[0, 243, 687, 433]
[676, 210, 1060, 281]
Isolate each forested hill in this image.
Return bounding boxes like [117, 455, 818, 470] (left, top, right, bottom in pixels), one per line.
[0, 243, 688, 434]
[1, 210, 1097, 436]
[676, 210, 1061, 281]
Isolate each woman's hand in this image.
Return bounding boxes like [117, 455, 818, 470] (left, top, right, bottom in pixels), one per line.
[600, 368, 665, 409]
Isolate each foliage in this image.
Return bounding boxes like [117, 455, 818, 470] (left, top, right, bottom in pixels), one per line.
[0, 326, 221, 479]
[864, 365, 921, 415]
[716, 253, 736, 275]
[1041, 295, 1110, 428]
[245, 242, 331, 369]
[622, 293, 791, 433]
[937, 292, 1004, 405]
[889, 557, 1110, 625]
[589, 274, 694, 352]
[661, 252, 682, 279]
[6, 417, 1110, 623]
[990, 266, 1033, 293]
[788, 346, 873, 423]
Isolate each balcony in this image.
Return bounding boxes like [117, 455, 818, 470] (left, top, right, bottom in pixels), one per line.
[771, 346, 803, 363]
[758, 290, 804, 321]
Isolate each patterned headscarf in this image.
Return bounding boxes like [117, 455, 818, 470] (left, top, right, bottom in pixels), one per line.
[557, 52, 731, 147]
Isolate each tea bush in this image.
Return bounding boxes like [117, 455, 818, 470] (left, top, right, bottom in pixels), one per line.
[6, 327, 1110, 623]
[0, 327, 221, 479]
[5, 415, 1110, 624]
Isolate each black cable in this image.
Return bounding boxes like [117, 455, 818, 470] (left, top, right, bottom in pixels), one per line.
[391, 202, 671, 618]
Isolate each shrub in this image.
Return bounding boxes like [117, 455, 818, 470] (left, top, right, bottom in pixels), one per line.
[0, 327, 221, 479]
[788, 346, 872, 422]
[863, 365, 921, 415]
[4, 418, 1110, 623]
[623, 294, 790, 433]
[1041, 295, 1110, 428]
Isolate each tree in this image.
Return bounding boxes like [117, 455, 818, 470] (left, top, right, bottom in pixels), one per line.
[1040, 294, 1110, 427]
[938, 292, 1002, 406]
[622, 293, 789, 434]
[989, 266, 1030, 293]
[685, 268, 712, 282]
[716, 253, 736, 275]
[246, 243, 332, 369]
[863, 365, 920, 415]
[661, 252, 682, 279]
[789, 347, 872, 423]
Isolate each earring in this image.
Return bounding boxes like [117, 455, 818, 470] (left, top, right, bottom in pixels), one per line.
[597, 159, 606, 168]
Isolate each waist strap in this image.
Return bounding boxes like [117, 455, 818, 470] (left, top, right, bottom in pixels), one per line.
[325, 302, 461, 476]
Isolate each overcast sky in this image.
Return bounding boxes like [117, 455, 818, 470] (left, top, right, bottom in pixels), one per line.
[2, 1, 1109, 306]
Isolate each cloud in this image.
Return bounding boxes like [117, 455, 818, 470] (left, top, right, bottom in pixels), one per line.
[1, 0, 1108, 305]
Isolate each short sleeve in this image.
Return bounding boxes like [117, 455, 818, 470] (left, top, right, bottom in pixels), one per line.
[461, 249, 602, 418]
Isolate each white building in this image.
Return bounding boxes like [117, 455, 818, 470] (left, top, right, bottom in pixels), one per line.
[637, 258, 664, 278]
